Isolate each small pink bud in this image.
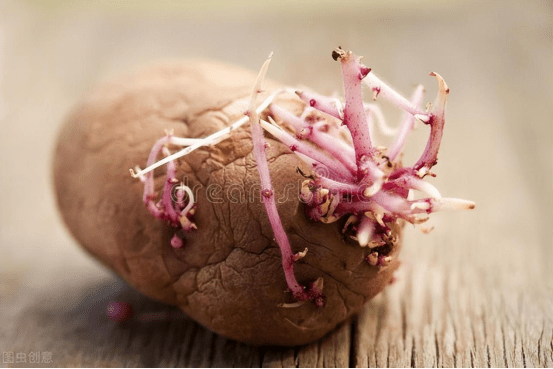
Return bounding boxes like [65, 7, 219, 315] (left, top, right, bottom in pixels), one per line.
[315, 296, 325, 307]
[171, 234, 184, 249]
[366, 252, 379, 266]
[107, 301, 134, 322]
[261, 188, 274, 198]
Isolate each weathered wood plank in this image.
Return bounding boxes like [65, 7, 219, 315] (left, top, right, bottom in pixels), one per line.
[296, 340, 319, 368]
[261, 348, 295, 368]
[319, 320, 350, 368]
[2, 232, 552, 369]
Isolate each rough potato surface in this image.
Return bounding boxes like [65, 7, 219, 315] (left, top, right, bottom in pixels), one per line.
[53, 60, 402, 346]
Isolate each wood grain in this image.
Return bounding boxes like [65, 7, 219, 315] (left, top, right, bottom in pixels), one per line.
[2, 216, 551, 367]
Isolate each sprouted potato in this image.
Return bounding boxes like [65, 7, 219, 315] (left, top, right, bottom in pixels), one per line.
[54, 48, 474, 346]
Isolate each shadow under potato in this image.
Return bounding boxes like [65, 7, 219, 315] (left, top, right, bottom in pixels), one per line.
[11, 275, 362, 367]
[5, 277, 284, 367]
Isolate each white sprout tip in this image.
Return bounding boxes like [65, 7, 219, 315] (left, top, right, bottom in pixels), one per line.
[364, 184, 380, 197]
[375, 213, 385, 227]
[133, 166, 147, 182]
[312, 277, 324, 291]
[430, 72, 449, 94]
[415, 180, 442, 200]
[358, 233, 370, 247]
[437, 198, 476, 211]
[365, 211, 385, 227]
[411, 202, 431, 211]
[299, 128, 310, 137]
[260, 119, 281, 133]
[342, 215, 358, 233]
[367, 252, 379, 266]
[293, 248, 308, 262]
[414, 114, 430, 123]
[416, 168, 429, 178]
[129, 168, 140, 178]
[357, 216, 374, 247]
[278, 301, 305, 308]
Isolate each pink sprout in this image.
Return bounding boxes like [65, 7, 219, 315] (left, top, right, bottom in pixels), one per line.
[246, 55, 324, 305]
[131, 48, 475, 307]
[107, 301, 134, 323]
[132, 131, 197, 248]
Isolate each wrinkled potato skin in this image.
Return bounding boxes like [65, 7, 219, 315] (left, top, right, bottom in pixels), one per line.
[53, 60, 402, 346]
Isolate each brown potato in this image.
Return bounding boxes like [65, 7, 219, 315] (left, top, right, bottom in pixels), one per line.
[53, 59, 402, 346]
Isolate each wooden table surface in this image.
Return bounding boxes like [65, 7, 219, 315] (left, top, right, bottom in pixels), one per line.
[1, 0, 551, 367]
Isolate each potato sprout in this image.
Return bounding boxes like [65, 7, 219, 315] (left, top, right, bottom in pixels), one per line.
[130, 48, 475, 307]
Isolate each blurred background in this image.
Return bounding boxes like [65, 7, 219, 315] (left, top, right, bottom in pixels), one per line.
[0, 0, 551, 366]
